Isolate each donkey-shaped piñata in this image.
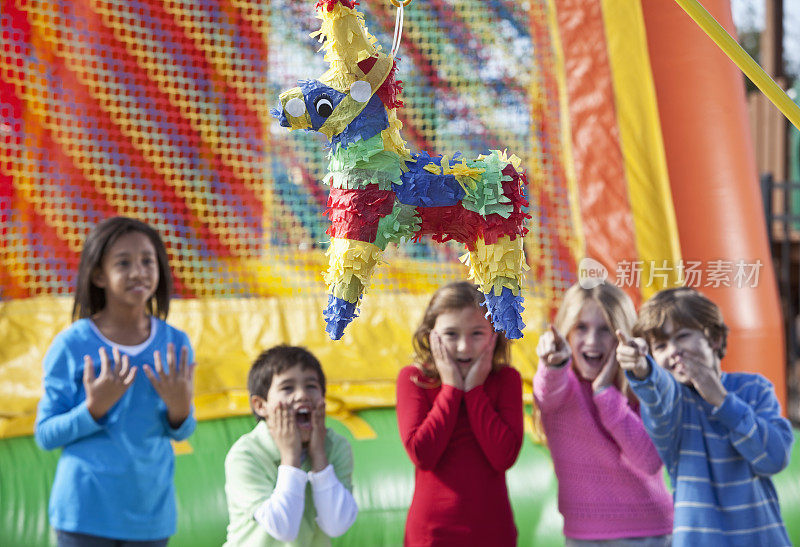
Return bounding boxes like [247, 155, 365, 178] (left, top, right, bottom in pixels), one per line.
[272, 0, 530, 340]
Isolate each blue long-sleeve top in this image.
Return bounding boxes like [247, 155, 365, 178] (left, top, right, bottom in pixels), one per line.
[627, 357, 793, 546]
[34, 317, 196, 541]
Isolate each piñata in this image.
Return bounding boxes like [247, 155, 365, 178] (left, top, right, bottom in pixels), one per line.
[272, 0, 530, 340]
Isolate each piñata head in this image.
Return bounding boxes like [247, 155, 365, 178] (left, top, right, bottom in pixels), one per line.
[272, 0, 530, 340]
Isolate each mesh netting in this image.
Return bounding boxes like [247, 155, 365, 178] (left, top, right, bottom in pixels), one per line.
[0, 0, 578, 319]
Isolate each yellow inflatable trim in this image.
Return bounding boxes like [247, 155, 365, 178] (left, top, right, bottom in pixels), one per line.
[0, 294, 543, 439]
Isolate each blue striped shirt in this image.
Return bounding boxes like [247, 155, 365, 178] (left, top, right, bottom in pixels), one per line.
[627, 358, 793, 546]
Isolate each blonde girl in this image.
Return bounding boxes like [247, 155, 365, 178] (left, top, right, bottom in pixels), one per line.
[533, 282, 673, 546]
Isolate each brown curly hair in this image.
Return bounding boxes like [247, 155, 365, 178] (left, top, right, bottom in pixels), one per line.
[412, 281, 511, 384]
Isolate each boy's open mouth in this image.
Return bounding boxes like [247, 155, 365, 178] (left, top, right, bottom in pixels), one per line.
[296, 407, 311, 427]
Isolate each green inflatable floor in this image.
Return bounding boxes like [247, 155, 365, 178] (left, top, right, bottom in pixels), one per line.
[2, 409, 799, 546]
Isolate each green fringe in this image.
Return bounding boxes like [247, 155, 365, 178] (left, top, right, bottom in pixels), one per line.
[374, 202, 421, 250]
[459, 152, 513, 218]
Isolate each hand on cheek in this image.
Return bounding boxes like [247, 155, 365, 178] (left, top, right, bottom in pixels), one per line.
[268, 401, 302, 468]
[464, 333, 497, 392]
[430, 331, 464, 390]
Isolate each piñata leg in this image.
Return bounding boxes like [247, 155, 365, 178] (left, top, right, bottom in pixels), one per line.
[323, 237, 383, 339]
[462, 235, 527, 339]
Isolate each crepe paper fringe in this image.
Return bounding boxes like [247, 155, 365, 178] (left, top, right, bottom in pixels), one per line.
[374, 202, 421, 250]
[329, 133, 397, 171]
[324, 238, 383, 297]
[325, 169, 397, 191]
[331, 95, 390, 148]
[482, 286, 526, 339]
[393, 151, 464, 207]
[316, 0, 358, 13]
[457, 152, 513, 218]
[326, 188, 396, 242]
[461, 235, 528, 289]
[381, 109, 412, 161]
[323, 295, 358, 340]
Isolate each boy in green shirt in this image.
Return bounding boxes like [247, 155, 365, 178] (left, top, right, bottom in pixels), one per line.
[224, 345, 357, 546]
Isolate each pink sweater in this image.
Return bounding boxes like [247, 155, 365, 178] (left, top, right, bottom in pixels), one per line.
[533, 362, 673, 540]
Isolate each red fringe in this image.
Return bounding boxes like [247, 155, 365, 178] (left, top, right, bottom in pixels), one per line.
[315, 0, 358, 12]
[325, 187, 395, 243]
[414, 166, 531, 250]
[357, 57, 404, 109]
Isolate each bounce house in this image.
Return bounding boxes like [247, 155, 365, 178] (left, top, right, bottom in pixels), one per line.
[2, 0, 800, 545]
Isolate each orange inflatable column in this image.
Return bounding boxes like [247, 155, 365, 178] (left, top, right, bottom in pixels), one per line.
[641, 0, 786, 407]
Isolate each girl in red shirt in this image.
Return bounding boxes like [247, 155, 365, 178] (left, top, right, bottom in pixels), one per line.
[396, 281, 523, 547]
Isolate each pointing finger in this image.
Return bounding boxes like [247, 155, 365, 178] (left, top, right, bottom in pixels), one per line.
[549, 324, 564, 349]
[616, 329, 632, 346]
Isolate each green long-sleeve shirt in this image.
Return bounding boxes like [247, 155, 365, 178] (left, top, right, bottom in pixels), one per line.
[224, 420, 354, 547]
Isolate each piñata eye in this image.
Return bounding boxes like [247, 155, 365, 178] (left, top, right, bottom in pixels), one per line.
[314, 96, 334, 117]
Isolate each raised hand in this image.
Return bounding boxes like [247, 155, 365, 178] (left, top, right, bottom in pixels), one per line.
[536, 324, 571, 368]
[592, 348, 619, 393]
[267, 401, 302, 467]
[430, 331, 464, 390]
[84, 346, 137, 421]
[143, 343, 195, 428]
[308, 398, 329, 472]
[615, 331, 650, 379]
[463, 332, 498, 392]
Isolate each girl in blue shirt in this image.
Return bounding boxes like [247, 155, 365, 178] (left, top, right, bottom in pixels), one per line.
[35, 216, 196, 547]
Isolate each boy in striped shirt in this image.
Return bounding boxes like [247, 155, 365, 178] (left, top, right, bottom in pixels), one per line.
[616, 287, 793, 546]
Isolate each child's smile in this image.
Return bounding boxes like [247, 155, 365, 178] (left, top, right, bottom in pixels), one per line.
[567, 300, 616, 382]
[432, 306, 494, 376]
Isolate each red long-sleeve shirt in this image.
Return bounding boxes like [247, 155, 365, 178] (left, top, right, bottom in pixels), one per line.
[396, 365, 523, 547]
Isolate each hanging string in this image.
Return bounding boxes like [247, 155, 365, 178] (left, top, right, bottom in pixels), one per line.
[390, 0, 412, 58]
